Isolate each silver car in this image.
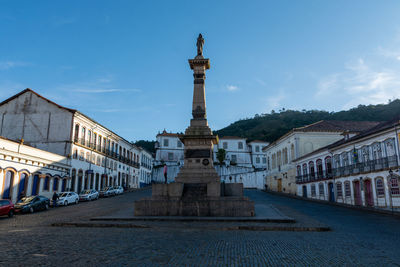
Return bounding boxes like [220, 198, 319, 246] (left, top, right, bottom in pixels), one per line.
[79, 189, 99, 201]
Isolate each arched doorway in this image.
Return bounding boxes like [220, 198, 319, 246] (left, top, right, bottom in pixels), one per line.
[32, 174, 40, 196]
[328, 182, 335, 202]
[77, 170, 83, 193]
[71, 169, 76, 192]
[353, 180, 362, 205]
[95, 173, 99, 190]
[61, 179, 67, 192]
[18, 172, 29, 200]
[2, 170, 15, 199]
[302, 185, 307, 198]
[364, 179, 373, 206]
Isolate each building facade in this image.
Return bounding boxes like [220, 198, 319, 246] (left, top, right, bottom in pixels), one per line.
[0, 89, 152, 193]
[295, 119, 400, 210]
[153, 130, 269, 188]
[139, 148, 153, 187]
[0, 137, 70, 203]
[263, 120, 381, 194]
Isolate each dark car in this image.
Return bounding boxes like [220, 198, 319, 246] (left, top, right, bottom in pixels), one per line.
[0, 199, 14, 218]
[14, 196, 50, 214]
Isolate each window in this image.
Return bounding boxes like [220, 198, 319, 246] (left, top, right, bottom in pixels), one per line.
[86, 152, 90, 162]
[262, 157, 266, 164]
[74, 124, 79, 142]
[94, 133, 97, 147]
[290, 144, 295, 161]
[79, 151, 84, 161]
[302, 164, 308, 176]
[164, 139, 169, 147]
[238, 142, 243, 149]
[309, 161, 315, 178]
[255, 146, 260, 152]
[311, 184, 316, 197]
[73, 149, 78, 159]
[231, 154, 237, 163]
[344, 181, 351, 197]
[177, 140, 182, 148]
[336, 182, 343, 198]
[319, 183, 324, 196]
[389, 177, 400, 196]
[88, 130, 92, 145]
[325, 156, 332, 175]
[316, 159, 323, 178]
[53, 178, 59, 191]
[256, 157, 260, 164]
[376, 178, 385, 197]
[98, 136, 102, 151]
[223, 142, 227, 149]
[297, 165, 301, 176]
[96, 156, 101, 166]
[44, 176, 50, 191]
[168, 152, 173, 161]
[102, 158, 105, 167]
[91, 154, 95, 164]
[81, 127, 86, 145]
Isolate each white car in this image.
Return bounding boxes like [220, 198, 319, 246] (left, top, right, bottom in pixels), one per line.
[113, 186, 124, 195]
[99, 187, 115, 197]
[57, 192, 79, 206]
[79, 189, 99, 201]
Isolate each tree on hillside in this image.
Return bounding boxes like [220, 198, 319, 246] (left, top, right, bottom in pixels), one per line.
[216, 149, 227, 165]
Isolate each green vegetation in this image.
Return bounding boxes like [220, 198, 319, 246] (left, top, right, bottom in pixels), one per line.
[214, 99, 400, 143]
[216, 148, 227, 165]
[133, 140, 156, 154]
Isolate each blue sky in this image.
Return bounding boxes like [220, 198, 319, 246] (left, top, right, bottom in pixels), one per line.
[1, 1, 400, 141]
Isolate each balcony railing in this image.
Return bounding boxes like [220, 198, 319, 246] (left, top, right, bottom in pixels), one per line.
[296, 156, 399, 184]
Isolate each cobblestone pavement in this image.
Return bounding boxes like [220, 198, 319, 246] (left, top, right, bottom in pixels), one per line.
[1, 189, 400, 266]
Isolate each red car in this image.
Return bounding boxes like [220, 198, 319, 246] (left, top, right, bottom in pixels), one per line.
[0, 199, 14, 218]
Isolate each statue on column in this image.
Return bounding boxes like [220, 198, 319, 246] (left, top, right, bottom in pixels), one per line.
[196, 33, 204, 56]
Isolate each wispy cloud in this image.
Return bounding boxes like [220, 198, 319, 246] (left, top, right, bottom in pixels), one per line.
[0, 61, 30, 70]
[73, 88, 141, 93]
[316, 57, 400, 109]
[377, 46, 400, 61]
[226, 85, 239, 91]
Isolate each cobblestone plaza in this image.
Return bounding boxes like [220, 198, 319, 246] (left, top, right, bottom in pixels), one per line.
[1, 189, 400, 266]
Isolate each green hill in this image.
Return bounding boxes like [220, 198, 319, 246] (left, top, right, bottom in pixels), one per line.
[214, 99, 400, 143]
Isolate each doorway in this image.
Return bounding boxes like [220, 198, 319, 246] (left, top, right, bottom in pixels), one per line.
[328, 182, 335, 202]
[364, 179, 373, 206]
[277, 179, 282, 192]
[353, 180, 362, 205]
[302, 185, 307, 198]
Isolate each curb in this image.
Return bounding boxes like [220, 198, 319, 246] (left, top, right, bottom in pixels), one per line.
[90, 217, 295, 223]
[51, 222, 330, 232]
[263, 190, 400, 217]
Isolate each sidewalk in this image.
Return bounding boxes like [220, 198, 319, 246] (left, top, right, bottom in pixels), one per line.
[263, 189, 400, 217]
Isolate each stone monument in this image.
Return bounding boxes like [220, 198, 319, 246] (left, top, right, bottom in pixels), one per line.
[134, 34, 255, 217]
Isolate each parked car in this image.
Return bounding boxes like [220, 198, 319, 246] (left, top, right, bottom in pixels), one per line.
[0, 199, 14, 218]
[14, 196, 50, 213]
[79, 189, 99, 201]
[113, 186, 124, 195]
[57, 192, 79, 206]
[99, 187, 115, 197]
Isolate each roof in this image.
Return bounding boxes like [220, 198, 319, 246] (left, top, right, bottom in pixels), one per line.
[264, 120, 381, 151]
[293, 120, 381, 133]
[0, 88, 77, 113]
[219, 136, 247, 140]
[293, 117, 400, 162]
[249, 140, 269, 143]
[157, 131, 183, 138]
[0, 89, 140, 149]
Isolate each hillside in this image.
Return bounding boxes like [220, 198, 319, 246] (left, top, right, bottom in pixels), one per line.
[214, 99, 400, 143]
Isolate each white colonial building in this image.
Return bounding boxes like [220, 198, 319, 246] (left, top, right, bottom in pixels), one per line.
[295, 118, 400, 210]
[139, 148, 153, 187]
[263, 120, 380, 194]
[0, 136, 70, 203]
[153, 130, 269, 188]
[0, 89, 153, 194]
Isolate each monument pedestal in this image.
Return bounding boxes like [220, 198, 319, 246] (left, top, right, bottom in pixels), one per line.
[134, 34, 255, 217]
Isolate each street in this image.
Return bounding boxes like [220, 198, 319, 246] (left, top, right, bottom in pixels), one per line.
[1, 189, 400, 266]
